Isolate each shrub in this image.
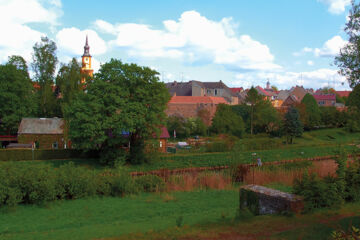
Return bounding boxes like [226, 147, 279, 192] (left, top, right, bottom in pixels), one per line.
[56, 162, 98, 200]
[344, 162, 360, 202]
[135, 175, 166, 192]
[111, 172, 139, 197]
[99, 147, 128, 167]
[293, 173, 344, 212]
[7, 163, 59, 205]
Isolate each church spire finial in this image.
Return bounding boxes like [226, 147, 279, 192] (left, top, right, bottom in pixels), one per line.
[82, 35, 91, 57]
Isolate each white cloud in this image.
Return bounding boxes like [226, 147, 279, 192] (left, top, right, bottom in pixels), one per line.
[314, 35, 347, 57]
[0, 0, 62, 63]
[56, 27, 107, 56]
[318, 0, 351, 14]
[93, 19, 116, 34]
[307, 60, 314, 66]
[95, 11, 281, 71]
[294, 36, 347, 59]
[232, 68, 348, 90]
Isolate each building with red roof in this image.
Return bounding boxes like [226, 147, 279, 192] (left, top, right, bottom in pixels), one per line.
[166, 96, 228, 126]
[230, 87, 243, 93]
[336, 91, 351, 98]
[313, 94, 336, 106]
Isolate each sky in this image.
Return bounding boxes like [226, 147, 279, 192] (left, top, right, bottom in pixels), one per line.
[0, 0, 354, 90]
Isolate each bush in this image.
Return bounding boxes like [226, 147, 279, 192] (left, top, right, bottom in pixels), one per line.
[293, 173, 344, 212]
[99, 147, 127, 167]
[344, 162, 360, 202]
[135, 175, 166, 192]
[0, 163, 59, 205]
[56, 162, 98, 199]
[111, 172, 139, 196]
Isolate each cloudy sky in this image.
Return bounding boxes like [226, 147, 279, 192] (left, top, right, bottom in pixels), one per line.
[0, 0, 354, 90]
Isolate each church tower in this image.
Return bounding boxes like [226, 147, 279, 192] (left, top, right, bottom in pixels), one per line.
[80, 35, 93, 83]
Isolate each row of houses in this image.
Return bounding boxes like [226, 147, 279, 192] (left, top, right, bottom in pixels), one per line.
[165, 80, 351, 123]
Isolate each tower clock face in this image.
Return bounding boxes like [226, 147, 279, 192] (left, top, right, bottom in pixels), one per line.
[84, 57, 88, 62]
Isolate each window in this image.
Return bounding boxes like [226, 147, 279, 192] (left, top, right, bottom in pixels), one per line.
[160, 141, 162, 148]
[215, 89, 218, 96]
[207, 89, 211, 95]
[52, 142, 58, 149]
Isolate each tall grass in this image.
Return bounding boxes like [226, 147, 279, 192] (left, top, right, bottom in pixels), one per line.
[165, 171, 234, 192]
[242, 160, 338, 186]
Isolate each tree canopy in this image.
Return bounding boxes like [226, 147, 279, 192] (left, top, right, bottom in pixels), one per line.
[65, 59, 170, 165]
[32, 36, 60, 117]
[56, 58, 83, 115]
[283, 107, 303, 144]
[245, 87, 263, 135]
[0, 59, 36, 134]
[300, 93, 321, 129]
[210, 104, 244, 138]
[335, 1, 360, 88]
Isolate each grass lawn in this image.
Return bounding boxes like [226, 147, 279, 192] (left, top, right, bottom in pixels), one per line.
[0, 190, 238, 240]
[108, 202, 360, 240]
[2, 187, 360, 240]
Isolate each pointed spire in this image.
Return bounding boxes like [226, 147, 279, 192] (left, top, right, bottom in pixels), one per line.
[82, 35, 91, 57]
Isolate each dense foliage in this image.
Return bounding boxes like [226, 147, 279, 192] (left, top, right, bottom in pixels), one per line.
[0, 162, 166, 207]
[300, 93, 321, 130]
[283, 107, 303, 144]
[294, 150, 360, 212]
[335, 1, 360, 88]
[65, 59, 170, 165]
[56, 58, 83, 116]
[166, 115, 207, 139]
[32, 36, 60, 117]
[0, 58, 36, 134]
[211, 104, 244, 138]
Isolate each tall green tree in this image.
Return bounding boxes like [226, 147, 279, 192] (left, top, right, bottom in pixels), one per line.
[56, 58, 83, 115]
[348, 84, 360, 110]
[32, 36, 60, 117]
[283, 107, 303, 144]
[0, 58, 36, 134]
[300, 93, 321, 129]
[65, 59, 170, 165]
[245, 87, 263, 135]
[210, 104, 244, 138]
[335, 1, 360, 88]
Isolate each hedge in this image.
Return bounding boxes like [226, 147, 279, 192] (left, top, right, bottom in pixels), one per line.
[0, 149, 99, 161]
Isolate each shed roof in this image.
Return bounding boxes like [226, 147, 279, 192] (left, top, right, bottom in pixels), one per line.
[18, 118, 64, 135]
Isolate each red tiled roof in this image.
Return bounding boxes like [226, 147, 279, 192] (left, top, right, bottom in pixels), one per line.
[313, 94, 336, 101]
[256, 86, 272, 97]
[230, 87, 243, 93]
[336, 91, 351, 98]
[168, 96, 227, 104]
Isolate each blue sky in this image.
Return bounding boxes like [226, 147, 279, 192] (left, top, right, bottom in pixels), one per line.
[0, 0, 353, 90]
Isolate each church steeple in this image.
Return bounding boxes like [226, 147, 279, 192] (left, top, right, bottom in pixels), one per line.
[82, 35, 91, 57]
[81, 35, 93, 83]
